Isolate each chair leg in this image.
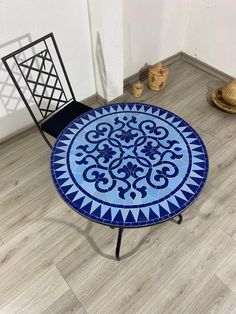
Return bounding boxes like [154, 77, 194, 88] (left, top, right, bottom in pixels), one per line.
[115, 228, 124, 260]
[43, 134, 52, 149]
[38, 126, 52, 149]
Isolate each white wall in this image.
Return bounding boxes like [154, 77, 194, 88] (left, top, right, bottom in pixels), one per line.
[0, 0, 96, 140]
[183, 0, 236, 77]
[123, 0, 191, 78]
[88, 0, 124, 101]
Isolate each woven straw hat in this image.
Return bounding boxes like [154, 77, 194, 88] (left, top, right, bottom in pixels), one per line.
[212, 80, 236, 113]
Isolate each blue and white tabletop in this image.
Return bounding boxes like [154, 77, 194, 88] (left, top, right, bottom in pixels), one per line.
[51, 103, 208, 228]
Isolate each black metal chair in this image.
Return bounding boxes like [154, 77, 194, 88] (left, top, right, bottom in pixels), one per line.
[2, 33, 91, 148]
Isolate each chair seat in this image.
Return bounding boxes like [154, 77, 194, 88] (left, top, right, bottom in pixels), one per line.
[41, 101, 91, 138]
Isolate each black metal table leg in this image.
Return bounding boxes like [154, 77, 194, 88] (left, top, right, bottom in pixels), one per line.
[177, 214, 183, 224]
[116, 228, 124, 260]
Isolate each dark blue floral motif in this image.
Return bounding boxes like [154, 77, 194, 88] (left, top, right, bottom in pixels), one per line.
[97, 145, 116, 163]
[75, 145, 89, 164]
[141, 141, 160, 160]
[114, 116, 139, 143]
[118, 161, 143, 178]
[145, 124, 169, 138]
[149, 162, 179, 189]
[75, 115, 184, 200]
[118, 185, 147, 200]
[117, 162, 147, 199]
[116, 129, 138, 143]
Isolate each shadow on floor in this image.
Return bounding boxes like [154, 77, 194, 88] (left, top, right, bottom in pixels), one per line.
[43, 215, 161, 260]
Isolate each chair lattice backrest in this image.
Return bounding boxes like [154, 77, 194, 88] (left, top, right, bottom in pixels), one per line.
[2, 33, 75, 122]
[18, 48, 68, 118]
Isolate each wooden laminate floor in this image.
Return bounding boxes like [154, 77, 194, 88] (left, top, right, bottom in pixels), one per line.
[1, 60, 236, 314]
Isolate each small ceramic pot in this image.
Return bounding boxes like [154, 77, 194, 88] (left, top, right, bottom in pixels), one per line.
[132, 81, 144, 97]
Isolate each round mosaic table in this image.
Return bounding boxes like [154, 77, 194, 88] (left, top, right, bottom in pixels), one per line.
[51, 102, 208, 259]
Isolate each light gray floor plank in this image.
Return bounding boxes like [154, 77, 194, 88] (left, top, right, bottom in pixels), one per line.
[183, 276, 236, 314]
[1, 60, 236, 313]
[0, 267, 68, 313]
[130, 229, 236, 314]
[0, 205, 89, 309]
[217, 250, 236, 295]
[42, 288, 87, 314]
[0, 169, 60, 241]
